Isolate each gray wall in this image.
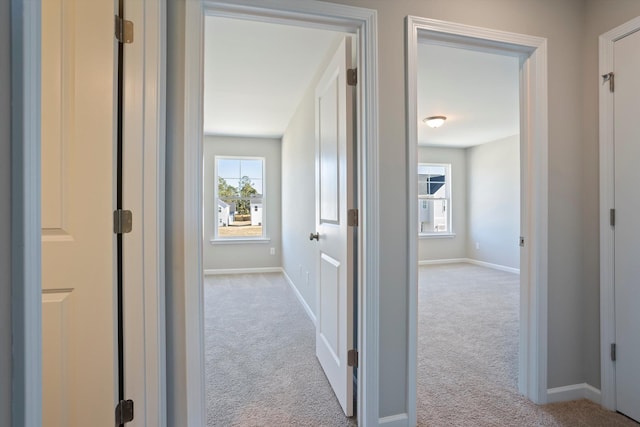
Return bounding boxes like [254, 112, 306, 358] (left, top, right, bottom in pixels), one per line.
[467, 135, 520, 269]
[203, 136, 282, 271]
[165, 0, 640, 422]
[0, 0, 11, 423]
[582, 0, 640, 390]
[417, 146, 467, 261]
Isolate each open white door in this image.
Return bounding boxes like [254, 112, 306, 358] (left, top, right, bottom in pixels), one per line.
[313, 37, 356, 417]
[613, 28, 640, 424]
[41, 1, 117, 425]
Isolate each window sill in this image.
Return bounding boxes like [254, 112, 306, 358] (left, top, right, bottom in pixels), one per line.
[419, 233, 456, 239]
[209, 237, 271, 245]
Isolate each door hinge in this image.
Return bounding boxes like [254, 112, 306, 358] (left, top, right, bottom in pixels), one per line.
[114, 209, 133, 234]
[519, 236, 525, 247]
[348, 209, 359, 227]
[602, 72, 614, 92]
[611, 343, 616, 362]
[610, 208, 615, 227]
[115, 15, 134, 44]
[347, 349, 358, 368]
[347, 68, 357, 86]
[115, 399, 134, 424]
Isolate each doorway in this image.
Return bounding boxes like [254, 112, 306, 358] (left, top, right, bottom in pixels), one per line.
[406, 16, 549, 423]
[179, 2, 379, 424]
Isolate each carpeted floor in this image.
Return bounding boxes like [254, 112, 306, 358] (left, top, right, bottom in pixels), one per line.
[204, 272, 356, 426]
[418, 263, 638, 426]
[203, 267, 638, 427]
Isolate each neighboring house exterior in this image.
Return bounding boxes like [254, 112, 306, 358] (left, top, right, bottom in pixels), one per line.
[218, 200, 230, 226]
[250, 198, 263, 226]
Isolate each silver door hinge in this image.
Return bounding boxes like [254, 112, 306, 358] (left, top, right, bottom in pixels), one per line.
[610, 209, 615, 227]
[611, 343, 616, 362]
[347, 68, 357, 86]
[348, 209, 358, 227]
[115, 399, 134, 424]
[602, 72, 614, 92]
[519, 236, 525, 247]
[114, 209, 133, 234]
[347, 349, 358, 368]
[115, 15, 134, 44]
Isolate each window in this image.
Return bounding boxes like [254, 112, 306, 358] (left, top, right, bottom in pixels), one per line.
[418, 163, 451, 235]
[215, 156, 265, 239]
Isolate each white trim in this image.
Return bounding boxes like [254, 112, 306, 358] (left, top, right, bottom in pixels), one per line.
[418, 258, 520, 274]
[418, 258, 467, 266]
[419, 233, 456, 239]
[184, 2, 379, 426]
[282, 269, 317, 326]
[406, 17, 548, 425]
[209, 237, 271, 244]
[547, 383, 602, 405]
[11, 0, 43, 425]
[379, 413, 409, 427]
[204, 267, 282, 275]
[466, 259, 520, 275]
[598, 15, 640, 413]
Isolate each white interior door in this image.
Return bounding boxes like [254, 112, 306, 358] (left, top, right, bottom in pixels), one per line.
[613, 28, 640, 423]
[41, 1, 117, 426]
[313, 37, 355, 417]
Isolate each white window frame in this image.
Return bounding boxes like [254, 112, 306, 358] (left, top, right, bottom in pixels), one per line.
[418, 162, 452, 237]
[213, 155, 268, 242]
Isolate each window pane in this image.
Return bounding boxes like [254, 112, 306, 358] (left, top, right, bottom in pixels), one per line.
[418, 198, 448, 233]
[216, 157, 264, 238]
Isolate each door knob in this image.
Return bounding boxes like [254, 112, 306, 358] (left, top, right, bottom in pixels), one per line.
[309, 232, 319, 241]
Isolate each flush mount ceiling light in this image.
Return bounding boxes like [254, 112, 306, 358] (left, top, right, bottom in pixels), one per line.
[423, 115, 447, 128]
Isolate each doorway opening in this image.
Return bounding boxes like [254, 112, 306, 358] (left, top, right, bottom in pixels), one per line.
[406, 16, 549, 424]
[202, 16, 355, 424]
[415, 41, 522, 423]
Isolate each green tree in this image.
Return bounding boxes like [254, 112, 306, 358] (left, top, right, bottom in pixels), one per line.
[217, 177, 237, 203]
[237, 176, 257, 215]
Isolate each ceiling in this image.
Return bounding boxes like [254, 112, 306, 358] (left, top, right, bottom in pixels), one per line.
[204, 18, 520, 147]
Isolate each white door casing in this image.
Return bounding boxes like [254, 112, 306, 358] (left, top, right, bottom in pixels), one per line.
[599, 16, 640, 415]
[41, 0, 117, 425]
[314, 37, 355, 417]
[604, 24, 640, 423]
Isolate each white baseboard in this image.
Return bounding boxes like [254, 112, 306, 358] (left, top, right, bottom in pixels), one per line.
[547, 383, 601, 404]
[465, 258, 520, 275]
[418, 258, 467, 266]
[282, 269, 316, 326]
[419, 258, 520, 274]
[379, 413, 409, 427]
[204, 267, 282, 276]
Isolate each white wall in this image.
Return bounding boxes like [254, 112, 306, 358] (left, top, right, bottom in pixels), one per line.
[281, 74, 318, 316]
[467, 135, 520, 269]
[0, 0, 11, 422]
[203, 135, 282, 271]
[417, 146, 467, 260]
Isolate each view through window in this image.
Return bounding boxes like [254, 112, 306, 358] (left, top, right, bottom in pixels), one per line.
[216, 157, 265, 238]
[418, 163, 451, 234]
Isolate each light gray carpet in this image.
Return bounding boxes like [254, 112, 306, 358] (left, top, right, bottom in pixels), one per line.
[418, 263, 638, 426]
[204, 273, 356, 426]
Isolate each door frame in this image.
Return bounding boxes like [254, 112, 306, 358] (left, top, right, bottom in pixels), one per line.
[182, 0, 379, 424]
[598, 15, 640, 412]
[11, 0, 166, 425]
[405, 17, 549, 424]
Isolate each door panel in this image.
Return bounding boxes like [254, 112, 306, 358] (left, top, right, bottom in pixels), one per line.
[41, 0, 117, 425]
[613, 28, 640, 423]
[314, 37, 355, 417]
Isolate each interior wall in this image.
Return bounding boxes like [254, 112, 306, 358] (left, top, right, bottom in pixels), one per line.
[0, 0, 11, 422]
[466, 135, 520, 269]
[202, 135, 282, 271]
[417, 146, 466, 261]
[281, 74, 318, 316]
[324, 0, 587, 415]
[582, 0, 640, 390]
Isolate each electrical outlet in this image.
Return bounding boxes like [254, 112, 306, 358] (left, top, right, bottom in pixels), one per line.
[306, 271, 310, 286]
[475, 242, 480, 250]
[270, 247, 276, 255]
